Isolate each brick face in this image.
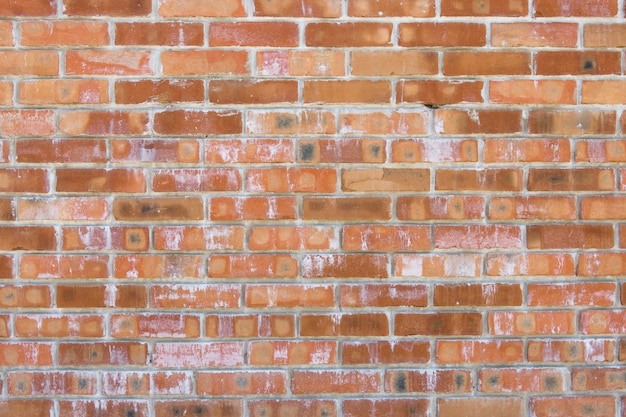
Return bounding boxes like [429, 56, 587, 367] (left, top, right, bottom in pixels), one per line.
[0, 1, 623, 415]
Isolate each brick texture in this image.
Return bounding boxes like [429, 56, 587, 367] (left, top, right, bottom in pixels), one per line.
[0, 1, 624, 416]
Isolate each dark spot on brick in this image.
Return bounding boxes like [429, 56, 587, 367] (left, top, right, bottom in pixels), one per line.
[141, 204, 156, 213]
[299, 143, 315, 161]
[544, 375, 558, 390]
[488, 375, 499, 386]
[128, 233, 141, 243]
[172, 407, 181, 416]
[394, 372, 407, 392]
[320, 408, 330, 417]
[194, 406, 205, 415]
[454, 373, 465, 390]
[16, 381, 26, 391]
[276, 115, 294, 129]
[584, 60, 595, 70]
[235, 375, 248, 388]
[127, 410, 136, 417]
[582, 404, 596, 414]
[568, 344, 579, 358]
[131, 377, 142, 390]
[257, 409, 267, 417]
[77, 378, 88, 389]
[369, 144, 381, 157]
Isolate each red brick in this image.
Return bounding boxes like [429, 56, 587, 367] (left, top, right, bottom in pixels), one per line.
[60, 400, 149, 417]
[8, 371, 97, 395]
[211, 22, 298, 47]
[0, 226, 56, 251]
[57, 168, 145, 193]
[0, 0, 55, 16]
[0, 168, 49, 193]
[352, 51, 438, 76]
[529, 168, 615, 191]
[435, 225, 522, 249]
[306, 22, 392, 47]
[580, 310, 626, 334]
[247, 110, 335, 135]
[572, 367, 626, 390]
[208, 254, 297, 279]
[397, 196, 484, 221]
[209, 196, 296, 221]
[210, 80, 298, 104]
[298, 139, 386, 163]
[444, 52, 530, 76]
[155, 400, 241, 417]
[435, 109, 523, 135]
[62, 226, 150, 252]
[340, 283, 428, 308]
[207, 139, 293, 163]
[56, 285, 147, 309]
[396, 312, 482, 336]
[198, 371, 286, 395]
[301, 313, 389, 337]
[206, 314, 295, 339]
[340, 111, 428, 135]
[0, 401, 55, 417]
[19, 80, 109, 104]
[302, 254, 388, 279]
[66, 51, 152, 75]
[0, 256, 12, 278]
[112, 139, 199, 163]
[251, 401, 336, 417]
[154, 110, 242, 135]
[0, 82, 12, 105]
[151, 284, 240, 309]
[250, 341, 337, 365]
[399, 22, 485, 46]
[479, 368, 565, 393]
[579, 139, 626, 163]
[0, 51, 58, 76]
[20, 254, 109, 279]
[439, 398, 523, 417]
[17, 139, 106, 163]
[534, 0, 617, 16]
[159, 0, 245, 16]
[59, 342, 147, 366]
[116, 22, 203, 46]
[249, 226, 336, 251]
[161, 50, 248, 75]
[349, 0, 434, 16]
[484, 138, 571, 163]
[21, 21, 109, 46]
[153, 342, 244, 367]
[398, 80, 482, 104]
[394, 139, 478, 163]
[292, 370, 379, 394]
[536, 51, 621, 75]
[255, 0, 340, 16]
[113, 197, 204, 221]
[342, 168, 428, 192]
[527, 225, 614, 249]
[0, 199, 14, 221]
[486, 253, 575, 276]
[304, 80, 391, 104]
[258, 50, 345, 77]
[115, 80, 203, 104]
[0, 285, 51, 308]
[59, 110, 149, 136]
[248, 167, 335, 193]
[437, 340, 524, 364]
[0, 110, 55, 136]
[434, 283, 522, 306]
[115, 254, 204, 279]
[342, 340, 430, 365]
[246, 284, 334, 308]
[153, 168, 240, 192]
[302, 197, 391, 221]
[0, 22, 12, 46]
[111, 314, 200, 339]
[344, 399, 429, 417]
[343, 225, 430, 251]
[154, 226, 243, 251]
[585, 24, 626, 47]
[442, 0, 527, 15]
[530, 396, 615, 417]
[489, 196, 576, 221]
[436, 168, 522, 191]
[579, 253, 626, 276]
[492, 22, 578, 47]
[528, 339, 615, 363]
[489, 311, 576, 335]
[102, 371, 193, 396]
[395, 253, 483, 278]
[14, 314, 104, 338]
[386, 369, 471, 393]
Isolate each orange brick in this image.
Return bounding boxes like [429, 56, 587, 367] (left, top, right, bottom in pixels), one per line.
[340, 111, 428, 135]
[152, 342, 243, 367]
[198, 371, 286, 395]
[8, 371, 97, 396]
[342, 341, 430, 365]
[489, 311, 576, 335]
[0, 51, 58, 76]
[154, 226, 243, 251]
[580, 310, 626, 334]
[437, 340, 524, 364]
[435, 109, 523, 135]
[491, 80, 576, 104]
[258, 50, 345, 76]
[0, 110, 55, 136]
[208, 254, 297, 279]
[112, 139, 200, 163]
[528, 339, 615, 363]
[116, 22, 203, 46]
[434, 283, 522, 306]
[249, 226, 336, 251]
[302, 196, 391, 221]
[344, 399, 429, 417]
[395, 253, 483, 278]
[298, 139, 386, 163]
[530, 396, 615, 417]
[292, 370, 379, 394]
[306, 22, 392, 47]
[302, 254, 388, 279]
[154, 401, 240, 417]
[392, 139, 478, 162]
[492, 22, 578, 47]
[443, 52, 531, 76]
[536, 51, 621, 75]
[207, 139, 293, 163]
[528, 168, 615, 191]
[386, 369, 471, 393]
[585, 24, 626, 47]
[59, 342, 148, 366]
[20, 79, 109, 105]
[0, 285, 51, 308]
[110, 314, 201, 338]
[342, 225, 431, 251]
[245, 284, 334, 308]
[14, 314, 104, 338]
[340, 283, 428, 308]
[572, 367, 626, 391]
[0, 226, 56, 251]
[342, 168, 429, 192]
[0, 82, 13, 105]
[255, 0, 340, 16]
[205, 314, 295, 339]
[583, 80, 626, 104]
[436, 168, 523, 191]
[576, 140, 626, 162]
[209, 196, 297, 221]
[61, 400, 149, 417]
[20, 254, 109, 279]
[399, 22, 486, 46]
[154, 110, 241, 135]
[153, 168, 241, 192]
[21, 21, 109, 46]
[303, 80, 391, 104]
[66, 50, 152, 75]
[246, 109, 336, 135]
[62, 226, 150, 251]
[441, 0, 527, 15]
[529, 110, 616, 135]
[528, 283, 616, 307]
[534, 0, 617, 16]
[250, 341, 337, 365]
[59, 110, 149, 136]
[159, 0, 245, 16]
[0, 0, 55, 16]
[479, 368, 564, 393]
[0, 168, 49, 193]
[247, 167, 335, 193]
[582, 196, 626, 219]
[528, 225, 614, 249]
[0, 256, 12, 278]
[161, 50, 248, 75]
[486, 253, 575, 277]
[397, 195, 485, 221]
[397, 80, 483, 104]
[115, 80, 203, 104]
[483, 138, 571, 163]
[64, 0, 151, 15]
[114, 254, 204, 279]
[150, 284, 240, 309]
[0, 22, 12, 46]
[210, 22, 298, 47]
[103, 371, 193, 396]
[57, 168, 145, 193]
[0, 343, 53, 366]
[489, 196, 576, 221]
[351, 51, 438, 76]
[349, 0, 434, 16]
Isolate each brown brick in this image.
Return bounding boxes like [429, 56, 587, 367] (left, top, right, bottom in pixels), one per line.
[302, 197, 391, 221]
[395, 312, 483, 336]
[436, 168, 522, 191]
[209, 80, 298, 104]
[116, 22, 203, 46]
[536, 51, 621, 75]
[528, 168, 615, 191]
[342, 168, 429, 192]
[64, 0, 151, 16]
[115, 80, 204, 104]
[113, 197, 204, 221]
[527, 225, 614, 249]
[154, 110, 242, 135]
[300, 313, 389, 337]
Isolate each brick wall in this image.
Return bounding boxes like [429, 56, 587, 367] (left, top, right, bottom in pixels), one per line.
[0, 0, 625, 416]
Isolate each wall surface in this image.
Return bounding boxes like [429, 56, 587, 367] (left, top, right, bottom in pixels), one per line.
[0, 0, 625, 416]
